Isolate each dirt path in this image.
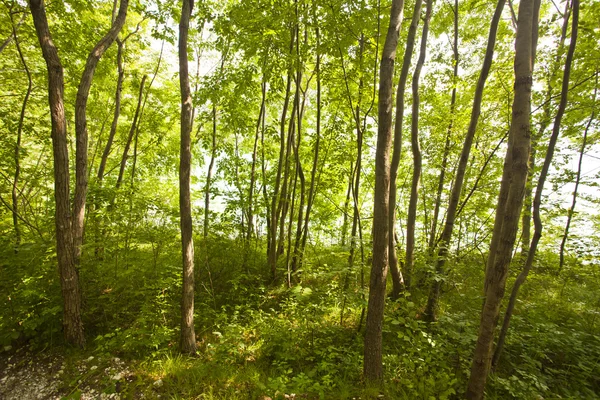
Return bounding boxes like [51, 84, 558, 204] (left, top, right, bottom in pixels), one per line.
[0, 348, 131, 399]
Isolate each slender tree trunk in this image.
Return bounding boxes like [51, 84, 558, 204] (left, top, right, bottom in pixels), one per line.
[97, 40, 125, 182]
[389, 0, 420, 295]
[466, 0, 537, 396]
[559, 74, 595, 273]
[248, 73, 267, 241]
[11, 21, 32, 252]
[493, 0, 578, 369]
[454, 130, 509, 220]
[73, 0, 128, 267]
[268, 30, 295, 280]
[260, 92, 271, 249]
[424, 0, 505, 322]
[363, 0, 404, 383]
[116, 75, 147, 190]
[428, 0, 458, 253]
[522, 0, 570, 259]
[178, 0, 196, 354]
[1, 10, 25, 55]
[291, 21, 307, 277]
[340, 33, 366, 324]
[299, 24, 321, 270]
[276, 74, 298, 264]
[29, 0, 85, 347]
[204, 105, 217, 239]
[286, 145, 298, 286]
[341, 162, 353, 246]
[405, 0, 432, 291]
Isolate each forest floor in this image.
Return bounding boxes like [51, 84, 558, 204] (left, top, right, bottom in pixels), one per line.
[0, 346, 149, 399]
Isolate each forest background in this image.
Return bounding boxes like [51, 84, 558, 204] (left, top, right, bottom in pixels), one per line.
[0, 0, 599, 398]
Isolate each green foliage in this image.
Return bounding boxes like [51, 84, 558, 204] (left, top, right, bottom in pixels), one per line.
[0, 242, 62, 348]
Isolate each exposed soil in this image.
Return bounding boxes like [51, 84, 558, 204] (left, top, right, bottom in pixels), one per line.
[0, 347, 141, 400]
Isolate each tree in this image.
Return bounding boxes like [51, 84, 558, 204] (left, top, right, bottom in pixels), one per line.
[364, 0, 404, 383]
[466, 0, 539, 396]
[389, 0, 422, 296]
[424, 0, 505, 322]
[405, 0, 432, 292]
[29, 0, 85, 347]
[493, 0, 579, 368]
[178, 0, 197, 354]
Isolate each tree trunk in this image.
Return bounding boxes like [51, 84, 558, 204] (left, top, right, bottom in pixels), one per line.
[363, 0, 404, 383]
[276, 74, 298, 266]
[341, 162, 353, 246]
[493, 0, 577, 369]
[178, 0, 196, 354]
[73, 0, 128, 267]
[97, 40, 125, 182]
[428, 0, 458, 253]
[424, 0, 505, 322]
[248, 73, 267, 241]
[29, 0, 85, 347]
[290, 14, 306, 277]
[559, 74, 595, 273]
[299, 23, 321, 271]
[268, 30, 295, 280]
[466, 0, 537, 396]
[11, 20, 32, 252]
[522, 0, 570, 259]
[405, 0, 432, 290]
[116, 75, 147, 190]
[389, 0, 420, 295]
[260, 89, 271, 250]
[0, 11, 24, 55]
[347, 35, 364, 274]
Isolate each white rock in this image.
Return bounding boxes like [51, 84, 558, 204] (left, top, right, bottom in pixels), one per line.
[86, 356, 94, 362]
[153, 379, 163, 387]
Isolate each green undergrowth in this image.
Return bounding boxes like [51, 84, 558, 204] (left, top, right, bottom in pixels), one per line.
[1, 235, 599, 399]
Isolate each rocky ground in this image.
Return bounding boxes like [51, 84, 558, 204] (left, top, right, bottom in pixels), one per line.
[0, 347, 154, 399]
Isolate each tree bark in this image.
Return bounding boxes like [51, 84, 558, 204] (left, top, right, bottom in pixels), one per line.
[97, 40, 125, 182]
[405, 0, 432, 291]
[340, 162, 353, 246]
[347, 35, 364, 275]
[268, 30, 295, 280]
[428, 0, 458, 253]
[29, 0, 85, 347]
[493, 0, 577, 369]
[0, 11, 24, 55]
[178, 0, 196, 354]
[73, 0, 128, 267]
[466, 0, 537, 396]
[247, 72, 267, 241]
[424, 0, 505, 322]
[11, 19, 32, 252]
[116, 75, 147, 190]
[291, 20, 307, 278]
[299, 23, 321, 272]
[389, 0, 421, 295]
[559, 73, 595, 273]
[363, 0, 404, 383]
[522, 0, 569, 259]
